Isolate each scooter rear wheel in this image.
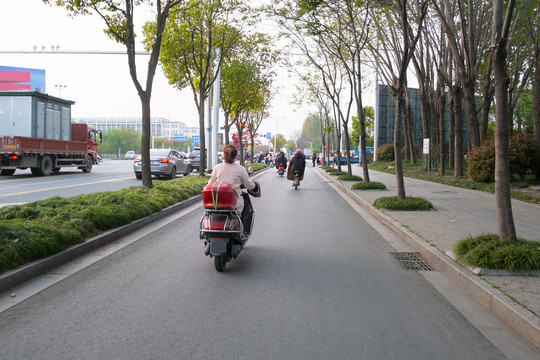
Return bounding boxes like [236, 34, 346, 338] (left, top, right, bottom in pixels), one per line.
[214, 254, 226, 272]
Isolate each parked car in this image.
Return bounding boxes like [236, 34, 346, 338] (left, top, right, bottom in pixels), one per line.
[133, 149, 192, 180]
[125, 151, 136, 160]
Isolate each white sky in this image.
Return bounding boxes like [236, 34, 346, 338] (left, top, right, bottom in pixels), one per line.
[0, 0, 313, 138]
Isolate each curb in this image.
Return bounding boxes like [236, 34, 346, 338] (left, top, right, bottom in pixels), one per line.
[317, 168, 540, 350]
[0, 195, 201, 293]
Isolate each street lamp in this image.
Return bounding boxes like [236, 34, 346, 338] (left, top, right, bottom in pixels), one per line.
[54, 84, 66, 98]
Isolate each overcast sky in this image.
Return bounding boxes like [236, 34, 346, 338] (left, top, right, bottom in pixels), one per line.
[1, 0, 313, 138]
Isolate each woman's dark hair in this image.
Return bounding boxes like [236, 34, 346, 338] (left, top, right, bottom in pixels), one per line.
[223, 144, 238, 164]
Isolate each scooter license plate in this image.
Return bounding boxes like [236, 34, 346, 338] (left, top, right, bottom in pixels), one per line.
[210, 238, 227, 254]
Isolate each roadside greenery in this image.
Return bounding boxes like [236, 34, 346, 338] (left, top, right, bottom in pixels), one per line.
[373, 196, 434, 211]
[454, 234, 540, 272]
[368, 160, 540, 204]
[0, 176, 210, 273]
[337, 175, 363, 181]
[351, 182, 386, 190]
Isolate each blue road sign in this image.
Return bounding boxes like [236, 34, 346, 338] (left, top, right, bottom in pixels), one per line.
[267, 132, 271, 140]
[174, 134, 187, 142]
[192, 135, 200, 144]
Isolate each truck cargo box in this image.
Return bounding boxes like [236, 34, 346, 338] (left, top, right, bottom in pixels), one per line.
[0, 91, 75, 140]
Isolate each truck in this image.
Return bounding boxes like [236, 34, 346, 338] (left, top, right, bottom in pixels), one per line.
[0, 91, 101, 176]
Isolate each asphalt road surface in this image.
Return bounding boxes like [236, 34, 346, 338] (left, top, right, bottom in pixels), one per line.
[0, 167, 529, 359]
[0, 160, 167, 205]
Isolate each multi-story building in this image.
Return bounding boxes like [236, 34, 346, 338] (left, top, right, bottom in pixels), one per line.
[72, 117, 199, 138]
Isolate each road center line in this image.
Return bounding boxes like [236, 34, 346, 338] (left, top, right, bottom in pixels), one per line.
[0, 177, 134, 197]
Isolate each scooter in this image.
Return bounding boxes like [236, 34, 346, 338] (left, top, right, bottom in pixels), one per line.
[293, 170, 300, 190]
[278, 165, 285, 177]
[200, 181, 261, 272]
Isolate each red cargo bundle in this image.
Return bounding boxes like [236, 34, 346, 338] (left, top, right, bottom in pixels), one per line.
[202, 181, 238, 210]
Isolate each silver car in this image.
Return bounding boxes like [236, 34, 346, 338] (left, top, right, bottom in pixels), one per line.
[134, 149, 192, 180]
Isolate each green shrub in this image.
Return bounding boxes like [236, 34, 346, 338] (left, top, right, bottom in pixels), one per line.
[377, 143, 395, 161]
[351, 182, 386, 190]
[454, 234, 540, 271]
[337, 175, 363, 181]
[467, 134, 540, 183]
[467, 140, 496, 183]
[0, 176, 210, 272]
[373, 196, 433, 210]
[509, 133, 540, 180]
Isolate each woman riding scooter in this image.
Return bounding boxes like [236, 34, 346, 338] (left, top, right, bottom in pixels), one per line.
[287, 149, 306, 188]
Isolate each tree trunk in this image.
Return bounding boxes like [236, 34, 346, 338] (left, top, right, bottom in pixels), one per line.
[463, 81, 481, 150]
[493, 0, 517, 242]
[198, 88, 206, 176]
[437, 79, 446, 176]
[140, 94, 152, 188]
[394, 87, 406, 199]
[533, 48, 540, 179]
[453, 85, 464, 177]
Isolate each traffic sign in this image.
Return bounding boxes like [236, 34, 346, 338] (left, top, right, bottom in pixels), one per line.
[193, 135, 200, 144]
[174, 134, 187, 142]
[267, 132, 271, 140]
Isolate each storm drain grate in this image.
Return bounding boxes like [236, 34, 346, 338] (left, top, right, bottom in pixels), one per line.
[391, 252, 432, 271]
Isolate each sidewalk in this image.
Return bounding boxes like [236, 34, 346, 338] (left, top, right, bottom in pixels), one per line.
[317, 165, 540, 350]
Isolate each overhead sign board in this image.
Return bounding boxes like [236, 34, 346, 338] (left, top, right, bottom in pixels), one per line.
[174, 134, 187, 142]
[192, 135, 200, 144]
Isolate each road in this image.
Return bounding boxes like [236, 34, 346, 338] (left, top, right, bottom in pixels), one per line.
[0, 160, 166, 205]
[0, 166, 535, 359]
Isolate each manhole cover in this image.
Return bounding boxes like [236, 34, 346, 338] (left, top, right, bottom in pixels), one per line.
[391, 252, 432, 271]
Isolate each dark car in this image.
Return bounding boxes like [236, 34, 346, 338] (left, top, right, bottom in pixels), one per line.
[189, 147, 202, 172]
[133, 149, 192, 180]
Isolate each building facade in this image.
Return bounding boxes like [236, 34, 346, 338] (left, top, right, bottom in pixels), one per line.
[72, 116, 199, 138]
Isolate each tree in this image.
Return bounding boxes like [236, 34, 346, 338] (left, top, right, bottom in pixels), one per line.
[46, 0, 183, 188]
[151, 0, 247, 175]
[100, 128, 141, 155]
[220, 33, 279, 145]
[431, 0, 492, 151]
[492, 0, 517, 242]
[370, 0, 428, 199]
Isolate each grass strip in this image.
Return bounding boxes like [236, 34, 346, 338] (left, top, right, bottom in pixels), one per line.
[373, 196, 434, 210]
[454, 234, 540, 271]
[351, 182, 386, 190]
[0, 176, 210, 272]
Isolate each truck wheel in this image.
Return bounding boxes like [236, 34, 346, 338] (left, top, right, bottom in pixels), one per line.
[38, 155, 53, 176]
[82, 156, 93, 173]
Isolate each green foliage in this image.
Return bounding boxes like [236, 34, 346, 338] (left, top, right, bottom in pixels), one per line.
[351, 182, 386, 190]
[100, 127, 141, 155]
[337, 175, 363, 181]
[0, 176, 210, 272]
[454, 234, 540, 272]
[377, 143, 395, 161]
[509, 133, 540, 180]
[373, 196, 433, 211]
[468, 134, 540, 182]
[245, 163, 266, 172]
[467, 139, 496, 183]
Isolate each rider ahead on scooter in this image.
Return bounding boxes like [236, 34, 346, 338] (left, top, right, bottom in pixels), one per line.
[209, 144, 259, 234]
[275, 151, 287, 172]
[289, 149, 306, 181]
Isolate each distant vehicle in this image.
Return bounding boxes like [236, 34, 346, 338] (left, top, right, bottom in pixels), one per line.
[125, 151, 136, 160]
[133, 149, 191, 180]
[189, 146, 202, 172]
[0, 91, 101, 176]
